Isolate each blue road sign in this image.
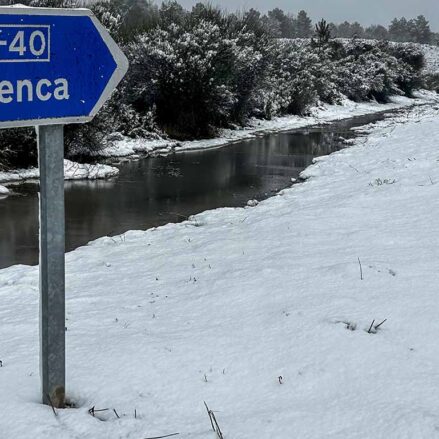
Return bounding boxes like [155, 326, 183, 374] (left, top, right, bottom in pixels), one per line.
[0, 7, 128, 128]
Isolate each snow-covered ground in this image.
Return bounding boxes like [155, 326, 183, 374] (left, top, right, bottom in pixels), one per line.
[1, 102, 439, 438]
[0, 159, 119, 185]
[105, 91, 436, 157]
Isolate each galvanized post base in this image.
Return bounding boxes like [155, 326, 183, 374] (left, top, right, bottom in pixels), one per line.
[38, 125, 66, 409]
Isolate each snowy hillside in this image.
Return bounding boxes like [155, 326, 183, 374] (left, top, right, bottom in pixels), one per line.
[1, 102, 439, 438]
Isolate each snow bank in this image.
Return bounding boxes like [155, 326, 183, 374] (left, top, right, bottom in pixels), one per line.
[1, 103, 439, 437]
[107, 91, 437, 157]
[0, 184, 9, 195]
[0, 159, 119, 184]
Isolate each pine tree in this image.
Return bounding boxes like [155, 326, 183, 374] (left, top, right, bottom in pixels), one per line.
[160, 1, 186, 28]
[365, 25, 389, 40]
[412, 15, 432, 44]
[389, 17, 410, 42]
[266, 8, 294, 38]
[295, 10, 312, 38]
[315, 19, 331, 45]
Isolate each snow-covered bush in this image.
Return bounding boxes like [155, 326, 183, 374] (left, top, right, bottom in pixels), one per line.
[128, 21, 241, 138]
[334, 40, 422, 102]
[253, 40, 342, 118]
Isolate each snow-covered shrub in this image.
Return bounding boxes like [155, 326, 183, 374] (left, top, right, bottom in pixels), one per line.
[228, 32, 267, 123]
[334, 40, 422, 102]
[90, 1, 123, 41]
[253, 40, 341, 118]
[127, 21, 240, 138]
[389, 43, 425, 71]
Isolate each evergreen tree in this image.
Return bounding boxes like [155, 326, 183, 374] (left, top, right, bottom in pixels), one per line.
[242, 9, 267, 38]
[160, 1, 186, 28]
[315, 19, 331, 45]
[295, 10, 312, 38]
[412, 15, 432, 44]
[350, 22, 365, 38]
[389, 17, 410, 42]
[266, 8, 294, 38]
[337, 21, 352, 38]
[365, 25, 389, 40]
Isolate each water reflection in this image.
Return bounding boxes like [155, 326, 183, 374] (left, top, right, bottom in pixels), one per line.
[0, 112, 386, 268]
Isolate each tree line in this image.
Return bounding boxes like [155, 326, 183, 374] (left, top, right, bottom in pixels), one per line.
[3, 0, 436, 44]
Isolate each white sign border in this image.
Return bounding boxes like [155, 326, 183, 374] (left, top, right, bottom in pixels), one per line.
[0, 7, 129, 129]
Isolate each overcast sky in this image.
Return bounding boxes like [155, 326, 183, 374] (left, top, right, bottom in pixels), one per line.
[174, 0, 439, 31]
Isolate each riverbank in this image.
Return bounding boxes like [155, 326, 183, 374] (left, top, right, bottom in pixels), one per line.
[104, 91, 437, 157]
[0, 159, 119, 187]
[1, 102, 439, 438]
[0, 91, 436, 187]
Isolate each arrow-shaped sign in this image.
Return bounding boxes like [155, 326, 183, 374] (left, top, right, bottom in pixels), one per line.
[0, 7, 128, 128]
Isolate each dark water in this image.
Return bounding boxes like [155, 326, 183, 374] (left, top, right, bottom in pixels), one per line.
[0, 112, 389, 269]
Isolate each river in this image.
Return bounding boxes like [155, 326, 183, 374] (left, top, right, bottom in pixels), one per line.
[0, 111, 390, 268]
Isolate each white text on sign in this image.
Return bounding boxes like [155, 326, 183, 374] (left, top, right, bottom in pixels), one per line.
[0, 25, 50, 62]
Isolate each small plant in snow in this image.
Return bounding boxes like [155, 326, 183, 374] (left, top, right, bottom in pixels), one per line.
[366, 319, 388, 334]
[369, 178, 397, 186]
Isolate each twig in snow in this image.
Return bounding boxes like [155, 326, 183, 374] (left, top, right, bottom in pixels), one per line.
[374, 319, 387, 330]
[113, 408, 120, 419]
[144, 433, 179, 439]
[358, 258, 363, 280]
[278, 376, 283, 384]
[204, 402, 224, 439]
[204, 401, 215, 432]
[210, 410, 224, 439]
[135, 409, 137, 419]
[368, 320, 376, 334]
[88, 406, 109, 417]
[46, 393, 58, 417]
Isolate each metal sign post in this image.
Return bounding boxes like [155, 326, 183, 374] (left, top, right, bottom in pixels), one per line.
[0, 6, 128, 408]
[38, 125, 66, 408]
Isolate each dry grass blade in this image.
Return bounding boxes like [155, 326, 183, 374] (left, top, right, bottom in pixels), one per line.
[45, 393, 58, 417]
[358, 257, 363, 280]
[144, 433, 179, 439]
[204, 401, 224, 439]
[210, 411, 224, 439]
[88, 406, 110, 417]
[374, 319, 387, 330]
[204, 401, 215, 431]
[368, 320, 376, 334]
